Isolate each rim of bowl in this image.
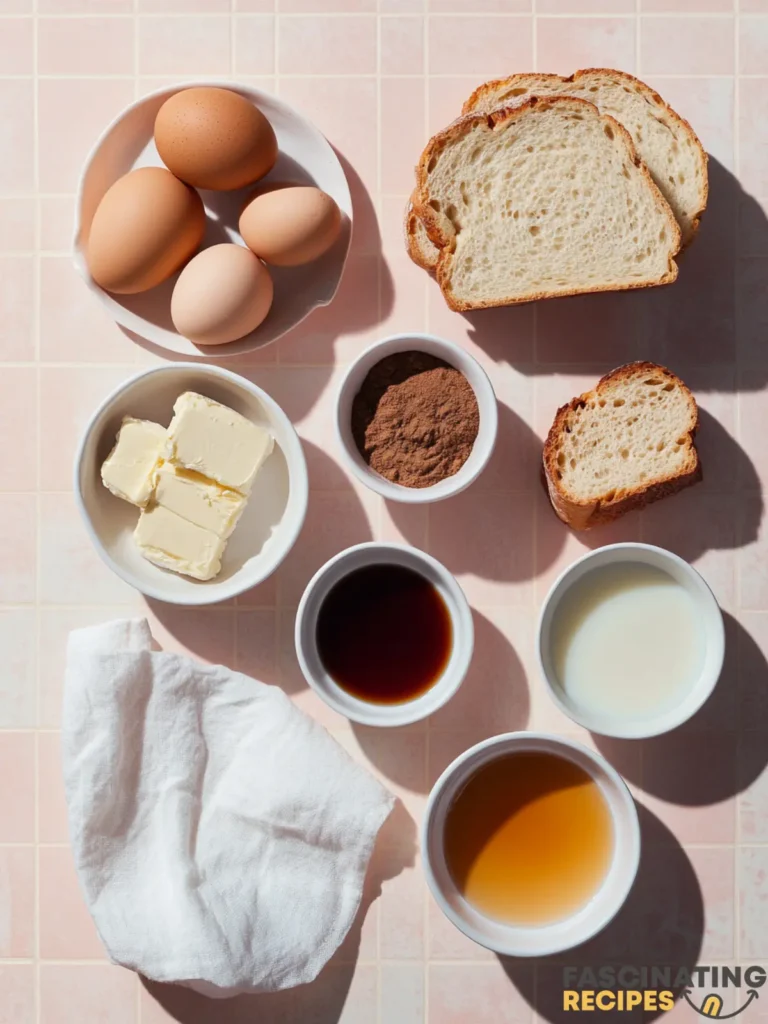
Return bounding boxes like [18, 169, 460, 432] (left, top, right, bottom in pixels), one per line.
[421, 731, 641, 958]
[334, 333, 498, 504]
[294, 541, 474, 726]
[536, 542, 726, 739]
[72, 78, 353, 358]
[73, 362, 309, 606]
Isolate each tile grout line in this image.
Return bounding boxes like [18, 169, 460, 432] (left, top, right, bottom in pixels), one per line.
[31, 0, 41, 1016]
[0, 9, 750, 17]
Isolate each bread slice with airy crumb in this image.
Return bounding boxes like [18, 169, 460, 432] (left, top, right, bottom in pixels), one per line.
[404, 196, 438, 272]
[543, 362, 701, 531]
[464, 70, 708, 247]
[413, 96, 681, 311]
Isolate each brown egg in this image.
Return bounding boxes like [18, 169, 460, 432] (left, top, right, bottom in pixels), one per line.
[85, 167, 205, 295]
[154, 88, 277, 191]
[171, 243, 273, 346]
[239, 185, 342, 266]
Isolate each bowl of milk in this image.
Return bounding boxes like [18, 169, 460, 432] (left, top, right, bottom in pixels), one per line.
[537, 543, 725, 739]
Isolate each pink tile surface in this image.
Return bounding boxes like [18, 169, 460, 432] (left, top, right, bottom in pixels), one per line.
[0, 256, 35, 360]
[0, 80, 34, 193]
[537, 16, 636, 72]
[0, 610, 37, 728]
[0, 17, 33, 75]
[0, 733, 35, 842]
[428, 16, 532, 75]
[0, 197, 35, 251]
[37, 79, 135, 193]
[38, 17, 134, 76]
[0, 5, 765, 1022]
[39, 965, 136, 1024]
[39, 846, 107, 959]
[0, 368, 37, 491]
[138, 15, 231, 75]
[0, 966, 35, 1024]
[38, 732, 70, 844]
[0, 847, 34, 957]
[233, 14, 275, 74]
[641, 16, 735, 75]
[279, 15, 377, 75]
[429, 963, 534, 1023]
[381, 15, 424, 74]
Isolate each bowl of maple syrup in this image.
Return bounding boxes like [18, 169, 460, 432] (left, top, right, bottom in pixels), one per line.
[423, 733, 640, 956]
[294, 542, 474, 726]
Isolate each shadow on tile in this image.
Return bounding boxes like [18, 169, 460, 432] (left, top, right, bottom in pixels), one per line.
[462, 157, 765, 394]
[139, 799, 415, 1024]
[387, 400, 567, 581]
[594, 613, 768, 806]
[351, 608, 531, 792]
[536, 406, 764, 566]
[499, 804, 704, 1023]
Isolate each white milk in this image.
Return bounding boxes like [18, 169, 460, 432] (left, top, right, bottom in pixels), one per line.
[551, 563, 705, 720]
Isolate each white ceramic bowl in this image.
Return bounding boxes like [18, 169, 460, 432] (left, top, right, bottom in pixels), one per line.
[75, 364, 308, 606]
[73, 80, 352, 358]
[423, 732, 641, 957]
[335, 333, 498, 503]
[538, 543, 725, 739]
[295, 542, 473, 726]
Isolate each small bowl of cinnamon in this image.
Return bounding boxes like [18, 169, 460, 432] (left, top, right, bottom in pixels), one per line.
[335, 332, 498, 503]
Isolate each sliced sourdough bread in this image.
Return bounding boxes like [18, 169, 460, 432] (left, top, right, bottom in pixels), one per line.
[404, 197, 439, 272]
[412, 96, 681, 311]
[464, 70, 708, 246]
[543, 362, 700, 531]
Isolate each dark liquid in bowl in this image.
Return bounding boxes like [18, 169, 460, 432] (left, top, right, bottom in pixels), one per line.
[316, 563, 452, 704]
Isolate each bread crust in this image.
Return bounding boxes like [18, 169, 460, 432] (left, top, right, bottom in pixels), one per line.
[412, 96, 682, 312]
[404, 196, 438, 272]
[542, 361, 701, 531]
[463, 68, 709, 246]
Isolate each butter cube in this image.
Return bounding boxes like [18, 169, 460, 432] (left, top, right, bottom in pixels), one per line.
[152, 462, 246, 539]
[165, 392, 273, 495]
[101, 417, 166, 507]
[135, 504, 225, 581]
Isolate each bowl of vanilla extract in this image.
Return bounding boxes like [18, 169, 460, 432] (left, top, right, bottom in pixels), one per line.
[423, 733, 640, 956]
[294, 542, 474, 726]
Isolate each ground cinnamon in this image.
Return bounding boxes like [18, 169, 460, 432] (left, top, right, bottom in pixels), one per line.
[351, 351, 480, 488]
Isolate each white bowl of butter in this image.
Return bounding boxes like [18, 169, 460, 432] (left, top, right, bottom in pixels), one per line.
[537, 543, 725, 739]
[75, 364, 308, 605]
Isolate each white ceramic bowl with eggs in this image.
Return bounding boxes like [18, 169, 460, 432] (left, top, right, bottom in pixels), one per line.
[73, 80, 352, 358]
[335, 333, 498, 504]
[537, 542, 725, 739]
[75, 364, 308, 606]
[295, 542, 474, 726]
[423, 732, 641, 957]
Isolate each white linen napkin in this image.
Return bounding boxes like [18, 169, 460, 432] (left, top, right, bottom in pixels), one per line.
[62, 618, 394, 995]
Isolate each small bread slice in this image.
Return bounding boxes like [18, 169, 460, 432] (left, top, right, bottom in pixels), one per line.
[543, 362, 700, 531]
[413, 96, 681, 311]
[404, 196, 438, 273]
[463, 70, 707, 246]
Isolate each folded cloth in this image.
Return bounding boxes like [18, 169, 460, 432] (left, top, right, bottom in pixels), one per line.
[62, 618, 394, 995]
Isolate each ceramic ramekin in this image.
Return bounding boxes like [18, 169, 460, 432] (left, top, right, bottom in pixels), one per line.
[74, 363, 308, 606]
[422, 732, 641, 958]
[73, 80, 352, 358]
[295, 542, 473, 726]
[537, 542, 725, 739]
[335, 333, 498, 504]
